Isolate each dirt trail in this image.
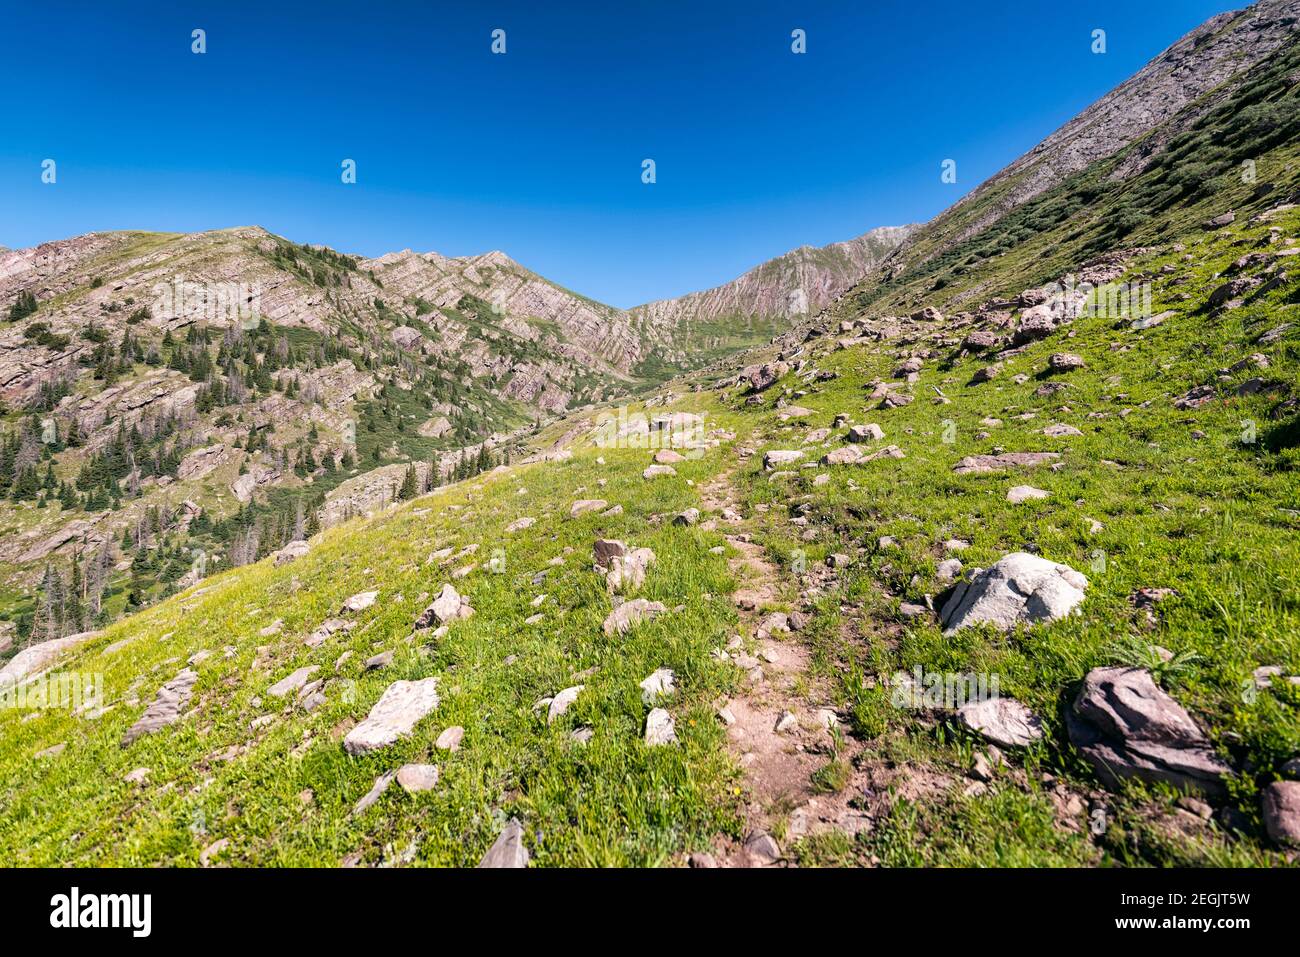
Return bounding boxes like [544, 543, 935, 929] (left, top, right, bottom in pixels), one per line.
[697, 469, 852, 867]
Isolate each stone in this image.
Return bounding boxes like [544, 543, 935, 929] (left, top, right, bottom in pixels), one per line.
[1043, 423, 1083, 437]
[1047, 352, 1085, 373]
[940, 552, 1087, 634]
[748, 360, 789, 392]
[397, 763, 440, 793]
[821, 445, 866, 465]
[673, 508, 700, 526]
[352, 772, 396, 815]
[958, 697, 1044, 748]
[478, 818, 529, 868]
[0, 632, 95, 689]
[642, 465, 677, 479]
[35, 742, 66, 759]
[124, 767, 150, 784]
[365, 651, 393, 671]
[547, 685, 584, 724]
[1066, 666, 1231, 797]
[1174, 385, 1216, 410]
[847, 423, 885, 443]
[273, 540, 310, 566]
[606, 547, 656, 594]
[1007, 485, 1050, 504]
[653, 449, 685, 464]
[435, 726, 464, 751]
[645, 707, 677, 746]
[343, 678, 441, 755]
[971, 363, 1002, 383]
[744, 831, 782, 865]
[952, 452, 1059, 475]
[414, 584, 473, 629]
[342, 590, 379, 613]
[592, 539, 627, 569]
[603, 599, 667, 636]
[774, 711, 798, 733]
[122, 668, 199, 746]
[570, 499, 607, 518]
[1262, 781, 1300, 846]
[505, 516, 536, 533]
[936, 558, 963, 581]
[268, 665, 319, 698]
[762, 449, 804, 470]
[639, 668, 676, 705]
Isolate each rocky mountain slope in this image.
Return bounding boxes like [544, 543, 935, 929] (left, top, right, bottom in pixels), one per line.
[627, 225, 913, 368]
[0, 0, 1297, 869]
[848, 0, 1300, 312]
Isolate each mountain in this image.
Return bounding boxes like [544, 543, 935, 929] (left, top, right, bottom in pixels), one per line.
[2, 1, 1298, 869]
[626, 225, 914, 370]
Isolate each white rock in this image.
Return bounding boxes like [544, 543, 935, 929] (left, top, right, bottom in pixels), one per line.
[940, 553, 1087, 634]
[639, 668, 676, 705]
[343, 678, 441, 755]
[547, 685, 584, 724]
[645, 708, 677, 746]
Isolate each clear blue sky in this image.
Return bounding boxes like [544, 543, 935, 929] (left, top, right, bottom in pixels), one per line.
[0, 0, 1238, 307]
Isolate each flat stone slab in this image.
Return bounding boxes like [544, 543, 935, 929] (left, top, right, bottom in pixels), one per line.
[958, 696, 1044, 748]
[122, 668, 199, 746]
[478, 818, 529, 868]
[953, 452, 1059, 475]
[343, 678, 441, 755]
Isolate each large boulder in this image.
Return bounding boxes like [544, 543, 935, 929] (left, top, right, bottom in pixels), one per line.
[1262, 781, 1300, 846]
[0, 632, 95, 688]
[940, 552, 1086, 634]
[343, 678, 441, 755]
[1066, 666, 1231, 797]
[747, 361, 789, 392]
[122, 669, 199, 746]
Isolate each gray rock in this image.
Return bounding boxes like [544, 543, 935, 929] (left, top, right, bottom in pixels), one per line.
[953, 452, 1059, 475]
[478, 818, 529, 868]
[592, 539, 627, 569]
[1066, 666, 1231, 797]
[122, 668, 198, 746]
[958, 697, 1044, 748]
[435, 726, 464, 751]
[547, 685, 584, 724]
[847, 423, 885, 443]
[414, 583, 473, 629]
[940, 552, 1087, 634]
[645, 707, 677, 746]
[606, 547, 656, 594]
[748, 360, 789, 392]
[352, 771, 396, 815]
[1262, 781, 1300, 846]
[364, 651, 394, 671]
[1007, 485, 1050, 503]
[342, 590, 379, 613]
[744, 831, 782, 865]
[639, 668, 676, 705]
[343, 678, 441, 755]
[762, 449, 804, 470]
[602, 598, 667, 636]
[268, 665, 319, 698]
[396, 763, 440, 793]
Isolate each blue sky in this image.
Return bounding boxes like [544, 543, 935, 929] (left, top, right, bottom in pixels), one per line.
[1, 1, 1237, 307]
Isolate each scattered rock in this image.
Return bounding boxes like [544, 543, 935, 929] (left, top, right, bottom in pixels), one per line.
[396, 763, 440, 793]
[268, 665, 319, 698]
[343, 678, 441, 755]
[342, 590, 379, 614]
[639, 668, 676, 705]
[958, 697, 1044, 748]
[940, 552, 1087, 634]
[435, 726, 464, 751]
[122, 668, 199, 746]
[603, 599, 667, 636]
[1007, 485, 1050, 504]
[644, 707, 677, 746]
[952, 452, 1059, 475]
[570, 499, 607, 518]
[1262, 781, 1300, 846]
[847, 423, 885, 443]
[414, 584, 474, 628]
[352, 771, 396, 815]
[478, 818, 529, 868]
[1066, 666, 1231, 797]
[547, 685, 584, 724]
